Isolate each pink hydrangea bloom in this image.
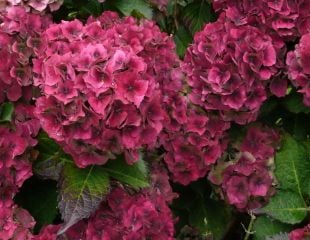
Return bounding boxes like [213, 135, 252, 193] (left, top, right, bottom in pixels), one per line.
[289, 224, 310, 240]
[34, 12, 183, 167]
[33, 225, 61, 240]
[3, 0, 63, 12]
[0, 6, 51, 104]
[85, 188, 175, 239]
[0, 198, 35, 240]
[56, 165, 176, 239]
[212, 0, 310, 41]
[209, 125, 280, 211]
[287, 33, 310, 106]
[0, 126, 33, 196]
[162, 109, 230, 185]
[183, 12, 286, 124]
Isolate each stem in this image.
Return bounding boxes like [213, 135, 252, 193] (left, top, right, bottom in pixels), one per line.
[243, 212, 256, 240]
[173, 0, 179, 30]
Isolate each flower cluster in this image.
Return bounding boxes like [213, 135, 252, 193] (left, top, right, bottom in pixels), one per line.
[0, 198, 35, 240]
[0, 103, 40, 239]
[34, 11, 182, 168]
[212, 0, 310, 41]
[289, 224, 310, 240]
[183, 13, 286, 125]
[2, 0, 63, 12]
[86, 188, 174, 239]
[162, 109, 230, 185]
[209, 126, 280, 210]
[0, 6, 51, 104]
[287, 33, 310, 106]
[49, 165, 176, 240]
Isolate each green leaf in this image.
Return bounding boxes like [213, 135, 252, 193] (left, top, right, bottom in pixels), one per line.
[0, 102, 14, 123]
[174, 26, 192, 58]
[113, 0, 153, 19]
[103, 155, 149, 189]
[253, 216, 291, 240]
[283, 92, 310, 114]
[182, 0, 214, 35]
[260, 190, 309, 224]
[14, 177, 58, 233]
[58, 164, 110, 234]
[275, 134, 310, 197]
[34, 131, 73, 181]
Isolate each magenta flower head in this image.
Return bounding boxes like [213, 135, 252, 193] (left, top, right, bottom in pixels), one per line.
[287, 33, 310, 106]
[209, 125, 280, 211]
[212, 0, 310, 41]
[0, 198, 35, 240]
[5, 0, 64, 12]
[289, 224, 310, 240]
[184, 12, 286, 125]
[34, 11, 183, 168]
[0, 6, 51, 104]
[62, 166, 176, 239]
[162, 109, 230, 185]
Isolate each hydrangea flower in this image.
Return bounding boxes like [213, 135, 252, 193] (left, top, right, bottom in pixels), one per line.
[0, 6, 51, 104]
[287, 33, 310, 106]
[212, 0, 310, 41]
[34, 12, 183, 167]
[42, 165, 176, 239]
[209, 125, 280, 211]
[183, 13, 286, 124]
[289, 224, 310, 240]
[2, 0, 64, 12]
[0, 198, 35, 240]
[162, 109, 229, 185]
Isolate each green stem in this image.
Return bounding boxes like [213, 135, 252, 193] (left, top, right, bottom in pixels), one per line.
[243, 212, 256, 240]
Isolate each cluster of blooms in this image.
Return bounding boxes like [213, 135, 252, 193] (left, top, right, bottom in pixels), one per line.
[0, 6, 51, 104]
[34, 11, 182, 168]
[83, 167, 175, 240]
[212, 0, 310, 41]
[1, 0, 63, 12]
[0, 198, 35, 240]
[30, 165, 176, 240]
[287, 33, 310, 106]
[289, 224, 310, 240]
[0, 103, 40, 239]
[209, 126, 280, 210]
[183, 12, 286, 125]
[162, 108, 230, 185]
[0, 105, 39, 198]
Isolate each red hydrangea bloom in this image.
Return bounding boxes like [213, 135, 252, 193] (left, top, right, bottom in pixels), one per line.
[33, 225, 61, 240]
[0, 198, 35, 240]
[84, 169, 175, 240]
[162, 109, 230, 185]
[57, 165, 176, 239]
[0, 6, 51, 104]
[289, 224, 310, 240]
[3, 0, 63, 12]
[287, 33, 310, 106]
[209, 125, 280, 211]
[34, 12, 182, 167]
[0, 126, 33, 197]
[183, 13, 286, 124]
[212, 0, 310, 41]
